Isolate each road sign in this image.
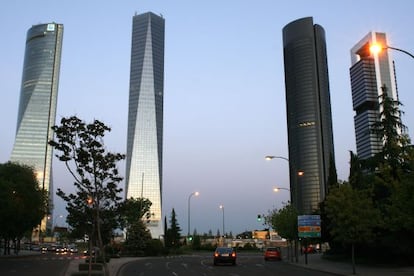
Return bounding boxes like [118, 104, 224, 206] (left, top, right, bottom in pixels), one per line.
[298, 215, 321, 238]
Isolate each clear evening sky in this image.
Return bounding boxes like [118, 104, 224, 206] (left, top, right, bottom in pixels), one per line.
[1, 0, 413, 235]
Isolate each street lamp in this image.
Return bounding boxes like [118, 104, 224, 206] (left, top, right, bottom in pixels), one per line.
[273, 187, 291, 192]
[265, 155, 290, 162]
[187, 191, 199, 237]
[219, 205, 225, 237]
[370, 43, 414, 59]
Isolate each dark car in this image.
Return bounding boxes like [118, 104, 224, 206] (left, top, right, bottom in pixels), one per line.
[213, 247, 237, 265]
[264, 247, 282, 261]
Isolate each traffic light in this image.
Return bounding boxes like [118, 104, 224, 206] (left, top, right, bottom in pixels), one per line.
[188, 236, 193, 241]
[257, 214, 262, 222]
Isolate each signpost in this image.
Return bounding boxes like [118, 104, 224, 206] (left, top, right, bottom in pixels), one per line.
[298, 215, 321, 264]
[298, 215, 321, 238]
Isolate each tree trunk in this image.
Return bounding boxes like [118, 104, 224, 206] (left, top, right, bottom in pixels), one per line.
[352, 242, 356, 275]
[95, 202, 108, 276]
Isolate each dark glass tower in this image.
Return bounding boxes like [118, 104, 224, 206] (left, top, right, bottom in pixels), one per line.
[126, 12, 165, 238]
[11, 23, 64, 236]
[282, 17, 335, 214]
[350, 32, 399, 160]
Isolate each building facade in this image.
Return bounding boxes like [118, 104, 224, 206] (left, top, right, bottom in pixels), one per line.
[126, 12, 165, 238]
[282, 17, 335, 214]
[350, 32, 399, 159]
[10, 23, 64, 235]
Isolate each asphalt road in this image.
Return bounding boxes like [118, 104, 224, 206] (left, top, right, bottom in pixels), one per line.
[0, 252, 75, 276]
[118, 252, 334, 276]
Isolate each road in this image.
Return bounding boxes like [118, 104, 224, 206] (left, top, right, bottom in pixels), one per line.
[119, 252, 334, 276]
[0, 252, 77, 276]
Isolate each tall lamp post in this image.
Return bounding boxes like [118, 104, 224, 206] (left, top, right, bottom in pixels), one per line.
[219, 205, 225, 238]
[265, 155, 289, 162]
[265, 155, 292, 201]
[273, 187, 291, 192]
[370, 43, 414, 59]
[266, 155, 299, 263]
[187, 191, 199, 238]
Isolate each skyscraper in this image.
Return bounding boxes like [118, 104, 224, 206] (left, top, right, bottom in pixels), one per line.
[126, 12, 165, 238]
[282, 17, 335, 214]
[11, 23, 64, 236]
[350, 32, 399, 160]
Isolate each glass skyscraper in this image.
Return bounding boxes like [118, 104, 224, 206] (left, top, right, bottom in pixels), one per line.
[282, 17, 335, 214]
[350, 32, 399, 160]
[10, 23, 64, 235]
[126, 12, 165, 238]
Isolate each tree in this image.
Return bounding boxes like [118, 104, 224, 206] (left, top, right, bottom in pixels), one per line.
[265, 203, 298, 241]
[165, 208, 181, 248]
[49, 116, 125, 273]
[119, 197, 152, 255]
[265, 203, 298, 261]
[123, 219, 152, 256]
[325, 184, 381, 274]
[119, 197, 152, 230]
[0, 162, 46, 255]
[191, 229, 201, 250]
[370, 85, 411, 178]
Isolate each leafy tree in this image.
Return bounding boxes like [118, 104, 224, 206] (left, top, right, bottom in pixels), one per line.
[265, 203, 298, 261]
[165, 208, 181, 248]
[386, 153, 414, 258]
[0, 162, 46, 254]
[49, 116, 125, 271]
[265, 203, 298, 241]
[123, 219, 151, 256]
[192, 229, 201, 250]
[119, 197, 152, 231]
[119, 197, 152, 254]
[325, 184, 381, 274]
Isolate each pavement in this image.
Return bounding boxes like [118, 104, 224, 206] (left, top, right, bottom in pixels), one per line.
[2, 250, 414, 275]
[289, 253, 414, 276]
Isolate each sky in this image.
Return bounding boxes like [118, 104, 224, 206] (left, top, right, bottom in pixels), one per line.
[1, 0, 414, 236]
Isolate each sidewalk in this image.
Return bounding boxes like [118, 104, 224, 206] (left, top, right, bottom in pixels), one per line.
[64, 257, 138, 276]
[0, 249, 41, 258]
[289, 253, 414, 276]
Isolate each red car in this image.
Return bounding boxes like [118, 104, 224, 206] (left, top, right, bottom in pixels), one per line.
[264, 247, 282, 261]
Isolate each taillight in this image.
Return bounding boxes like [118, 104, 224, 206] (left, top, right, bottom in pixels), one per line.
[231, 252, 236, 257]
[214, 252, 219, 257]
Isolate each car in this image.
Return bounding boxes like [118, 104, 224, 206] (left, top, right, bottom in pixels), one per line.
[213, 247, 237, 265]
[68, 246, 78, 253]
[302, 245, 317, 254]
[55, 245, 66, 253]
[264, 247, 282, 261]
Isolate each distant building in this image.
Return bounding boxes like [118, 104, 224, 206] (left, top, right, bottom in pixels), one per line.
[350, 32, 400, 159]
[282, 17, 335, 214]
[125, 12, 165, 238]
[10, 23, 64, 236]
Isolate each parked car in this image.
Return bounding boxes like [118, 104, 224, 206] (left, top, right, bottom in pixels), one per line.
[302, 245, 317, 254]
[264, 247, 282, 261]
[213, 247, 237, 265]
[68, 246, 78, 253]
[55, 245, 66, 253]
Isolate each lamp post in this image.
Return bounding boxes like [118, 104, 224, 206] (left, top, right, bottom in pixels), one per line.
[370, 43, 414, 59]
[273, 187, 291, 192]
[219, 205, 225, 238]
[265, 155, 290, 162]
[266, 155, 299, 263]
[187, 191, 199, 238]
[265, 155, 293, 200]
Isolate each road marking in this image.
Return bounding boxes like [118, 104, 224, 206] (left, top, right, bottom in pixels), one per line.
[172, 272, 178, 276]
